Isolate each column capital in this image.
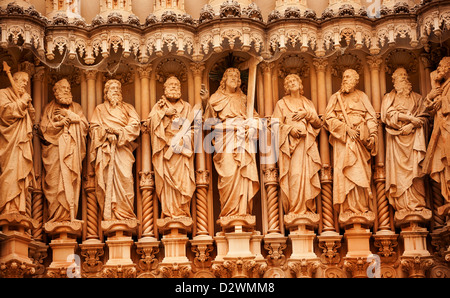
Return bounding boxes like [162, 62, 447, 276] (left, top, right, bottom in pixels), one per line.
[18, 61, 35, 77]
[84, 69, 98, 80]
[190, 62, 205, 76]
[138, 65, 152, 79]
[32, 66, 46, 82]
[260, 61, 275, 74]
[367, 55, 383, 71]
[313, 58, 328, 72]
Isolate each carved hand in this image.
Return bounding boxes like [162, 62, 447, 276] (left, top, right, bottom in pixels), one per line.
[200, 84, 209, 101]
[106, 127, 120, 135]
[289, 127, 304, 139]
[428, 87, 442, 100]
[107, 133, 117, 144]
[400, 123, 414, 135]
[292, 110, 307, 121]
[366, 136, 376, 150]
[346, 126, 359, 141]
[409, 116, 423, 128]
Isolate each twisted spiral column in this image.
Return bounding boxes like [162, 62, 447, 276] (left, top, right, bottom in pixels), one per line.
[140, 171, 155, 237]
[374, 166, 390, 230]
[320, 167, 334, 232]
[263, 167, 280, 234]
[431, 180, 446, 229]
[85, 172, 99, 240]
[195, 170, 210, 235]
[32, 188, 44, 241]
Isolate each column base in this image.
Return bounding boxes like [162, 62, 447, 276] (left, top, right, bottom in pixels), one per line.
[317, 230, 343, 265]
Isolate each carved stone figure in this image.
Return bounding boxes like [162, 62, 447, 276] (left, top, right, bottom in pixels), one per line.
[148, 76, 195, 219]
[423, 56, 450, 215]
[89, 79, 140, 220]
[0, 71, 35, 215]
[381, 67, 429, 212]
[204, 67, 260, 218]
[40, 78, 88, 222]
[324, 69, 378, 217]
[272, 74, 322, 216]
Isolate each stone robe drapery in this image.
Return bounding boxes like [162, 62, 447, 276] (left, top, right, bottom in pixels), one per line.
[272, 96, 322, 215]
[325, 90, 378, 214]
[204, 89, 260, 217]
[40, 100, 88, 221]
[0, 87, 34, 214]
[381, 90, 429, 211]
[148, 98, 196, 218]
[423, 78, 450, 203]
[89, 101, 140, 220]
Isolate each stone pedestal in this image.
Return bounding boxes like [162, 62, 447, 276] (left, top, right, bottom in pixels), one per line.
[217, 215, 256, 259]
[0, 213, 38, 278]
[284, 213, 320, 278]
[45, 220, 83, 272]
[212, 215, 267, 278]
[285, 213, 320, 260]
[396, 209, 432, 257]
[339, 212, 375, 259]
[158, 217, 192, 264]
[101, 219, 138, 278]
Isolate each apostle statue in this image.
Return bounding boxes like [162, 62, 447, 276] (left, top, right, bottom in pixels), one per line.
[272, 74, 322, 216]
[40, 78, 88, 222]
[148, 76, 196, 219]
[204, 67, 260, 218]
[324, 69, 378, 218]
[381, 67, 429, 213]
[89, 79, 140, 221]
[0, 71, 35, 215]
[423, 56, 450, 216]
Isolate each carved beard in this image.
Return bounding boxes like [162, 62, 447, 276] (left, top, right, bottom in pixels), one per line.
[17, 86, 27, 96]
[394, 78, 412, 96]
[108, 93, 123, 107]
[165, 90, 181, 100]
[56, 93, 73, 105]
[341, 81, 357, 93]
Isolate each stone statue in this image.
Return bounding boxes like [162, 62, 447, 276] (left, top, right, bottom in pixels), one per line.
[324, 69, 378, 218]
[423, 56, 450, 216]
[272, 74, 322, 216]
[381, 67, 429, 212]
[148, 76, 195, 219]
[89, 79, 140, 221]
[0, 71, 35, 215]
[204, 67, 260, 218]
[40, 78, 88, 222]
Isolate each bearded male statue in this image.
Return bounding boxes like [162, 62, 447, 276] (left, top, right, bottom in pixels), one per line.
[381, 67, 429, 213]
[324, 69, 378, 220]
[148, 76, 196, 219]
[40, 78, 88, 222]
[89, 79, 140, 221]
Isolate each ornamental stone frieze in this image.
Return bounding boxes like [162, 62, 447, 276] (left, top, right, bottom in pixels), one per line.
[1, 1, 449, 67]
